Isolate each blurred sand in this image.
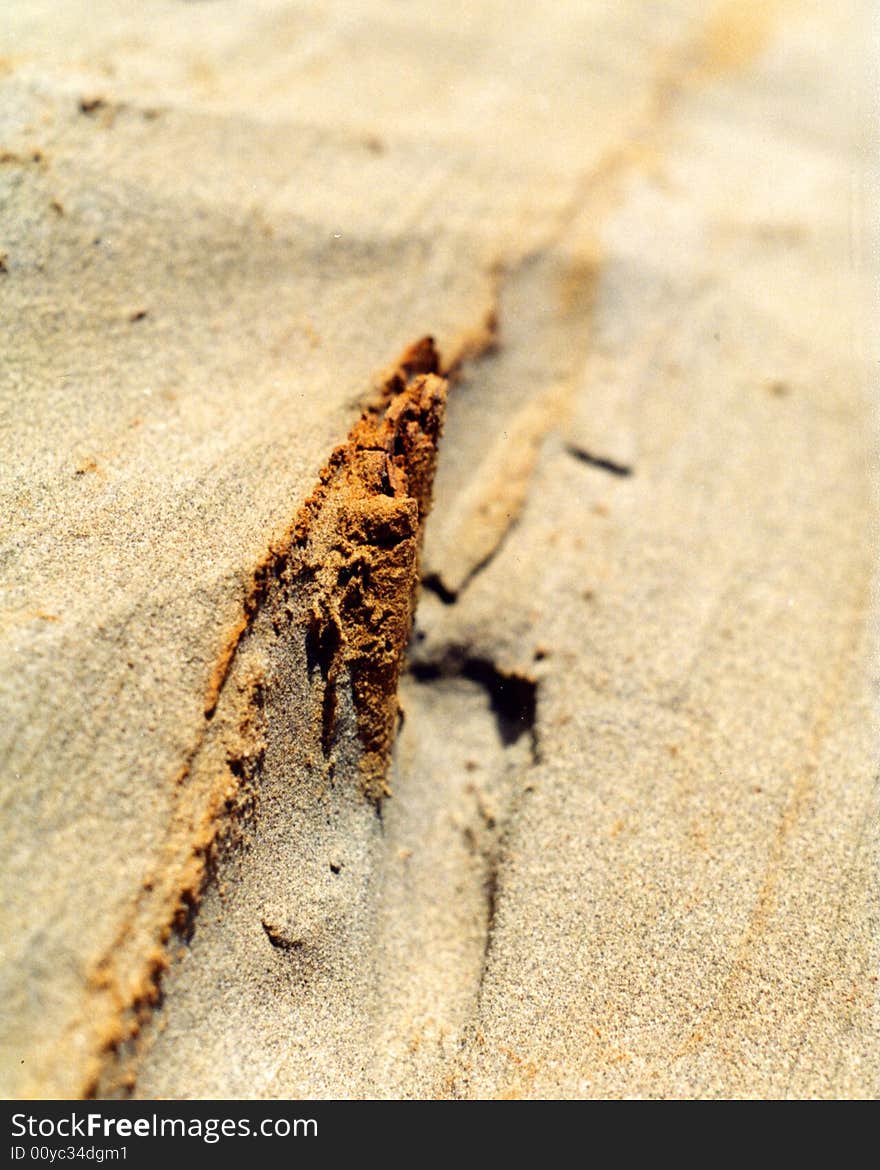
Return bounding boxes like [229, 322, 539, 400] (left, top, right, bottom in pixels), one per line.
[0, 1, 877, 1098]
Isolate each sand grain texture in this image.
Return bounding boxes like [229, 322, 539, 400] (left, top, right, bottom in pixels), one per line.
[0, 0, 877, 1098]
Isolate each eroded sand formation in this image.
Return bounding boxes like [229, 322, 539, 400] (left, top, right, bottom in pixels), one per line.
[1, 1, 877, 1098]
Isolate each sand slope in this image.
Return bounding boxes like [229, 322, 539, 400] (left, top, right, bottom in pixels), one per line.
[0, 1, 876, 1098]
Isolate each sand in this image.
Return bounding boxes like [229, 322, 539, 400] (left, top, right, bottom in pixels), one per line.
[0, 1, 877, 1098]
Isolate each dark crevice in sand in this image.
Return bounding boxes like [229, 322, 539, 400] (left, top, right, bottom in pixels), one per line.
[410, 652, 538, 761]
[477, 848, 501, 988]
[448, 505, 527, 603]
[565, 443, 633, 477]
[482, 858, 499, 947]
[260, 914, 306, 952]
[421, 572, 458, 605]
[304, 610, 343, 757]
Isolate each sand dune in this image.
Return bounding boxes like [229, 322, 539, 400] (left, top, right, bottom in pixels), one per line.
[0, 1, 876, 1098]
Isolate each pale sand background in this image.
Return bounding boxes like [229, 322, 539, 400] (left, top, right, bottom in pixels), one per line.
[0, 1, 877, 1097]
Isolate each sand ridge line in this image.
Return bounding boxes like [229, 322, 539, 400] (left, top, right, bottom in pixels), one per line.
[80, 337, 450, 1095]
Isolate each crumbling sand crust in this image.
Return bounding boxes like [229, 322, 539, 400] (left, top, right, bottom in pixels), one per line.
[1, 1, 877, 1099]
